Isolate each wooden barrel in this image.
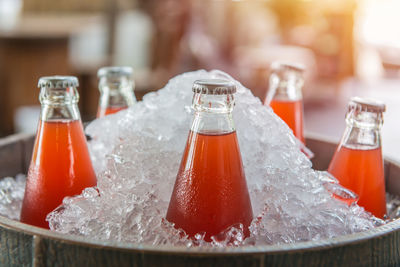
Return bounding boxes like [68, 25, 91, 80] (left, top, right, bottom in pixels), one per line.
[0, 133, 399, 267]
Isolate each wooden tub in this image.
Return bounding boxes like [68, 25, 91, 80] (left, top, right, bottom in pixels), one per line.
[0, 133, 399, 267]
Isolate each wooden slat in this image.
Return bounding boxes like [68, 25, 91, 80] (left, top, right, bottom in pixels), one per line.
[0, 134, 24, 177]
[142, 253, 262, 267]
[262, 230, 400, 267]
[37, 238, 144, 267]
[0, 224, 33, 266]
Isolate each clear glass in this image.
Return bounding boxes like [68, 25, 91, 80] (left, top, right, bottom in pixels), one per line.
[341, 105, 384, 149]
[97, 74, 136, 117]
[191, 92, 235, 134]
[166, 80, 253, 241]
[20, 77, 97, 228]
[265, 64, 305, 144]
[265, 66, 304, 103]
[40, 85, 80, 121]
[328, 100, 386, 218]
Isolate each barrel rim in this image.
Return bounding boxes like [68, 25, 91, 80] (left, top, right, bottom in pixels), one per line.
[0, 213, 399, 255]
[1, 133, 400, 256]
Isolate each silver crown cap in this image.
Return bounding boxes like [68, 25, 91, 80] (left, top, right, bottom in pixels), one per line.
[271, 61, 305, 73]
[349, 96, 386, 113]
[38, 76, 79, 88]
[192, 79, 236, 95]
[97, 66, 133, 78]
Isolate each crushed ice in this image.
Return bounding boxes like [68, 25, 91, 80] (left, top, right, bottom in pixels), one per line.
[0, 70, 397, 247]
[0, 174, 26, 220]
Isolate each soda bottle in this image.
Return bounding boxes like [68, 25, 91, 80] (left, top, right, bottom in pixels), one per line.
[166, 79, 253, 241]
[20, 76, 97, 228]
[265, 62, 305, 143]
[97, 66, 136, 118]
[328, 97, 386, 218]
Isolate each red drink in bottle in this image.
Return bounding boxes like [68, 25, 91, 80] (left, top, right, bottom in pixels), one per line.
[97, 106, 127, 117]
[97, 66, 136, 118]
[265, 62, 305, 144]
[329, 147, 385, 217]
[20, 76, 97, 228]
[328, 97, 386, 218]
[270, 99, 305, 143]
[166, 79, 253, 241]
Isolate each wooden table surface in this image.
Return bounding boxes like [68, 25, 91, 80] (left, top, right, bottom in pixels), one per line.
[0, 14, 102, 39]
[0, 14, 104, 135]
[304, 77, 400, 162]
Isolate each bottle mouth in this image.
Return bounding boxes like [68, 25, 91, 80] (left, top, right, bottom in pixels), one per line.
[97, 66, 133, 78]
[38, 76, 80, 105]
[99, 79, 134, 91]
[192, 79, 236, 95]
[38, 76, 79, 89]
[270, 61, 305, 73]
[348, 97, 386, 113]
[345, 97, 385, 129]
[266, 64, 304, 105]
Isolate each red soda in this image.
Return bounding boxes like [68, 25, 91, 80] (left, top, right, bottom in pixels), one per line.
[20, 76, 97, 228]
[327, 97, 386, 218]
[166, 79, 253, 241]
[270, 99, 305, 143]
[166, 131, 253, 240]
[266, 62, 306, 144]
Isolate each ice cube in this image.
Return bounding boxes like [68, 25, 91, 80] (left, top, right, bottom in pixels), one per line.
[0, 174, 26, 220]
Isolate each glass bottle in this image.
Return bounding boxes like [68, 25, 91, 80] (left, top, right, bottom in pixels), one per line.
[97, 66, 136, 118]
[265, 62, 305, 143]
[328, 97, 386, 218]
[166, 79, 253, 241]
[20, 76, 97, 228]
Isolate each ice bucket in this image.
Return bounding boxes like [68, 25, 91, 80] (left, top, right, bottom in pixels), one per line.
[0, 133, 399, 266]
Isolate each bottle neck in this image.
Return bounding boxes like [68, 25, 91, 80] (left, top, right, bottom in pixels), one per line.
[190, 93, 235, 134]
[266, 70, 303, 103]
[39, 86, 81, 122]
[340, 109, 383, 150]
[98, 76, 136, 108]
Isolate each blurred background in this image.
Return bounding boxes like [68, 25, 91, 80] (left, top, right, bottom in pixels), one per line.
[0, 0, 399, 158]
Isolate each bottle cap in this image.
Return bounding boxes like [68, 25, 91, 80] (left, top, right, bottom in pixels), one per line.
[349, 97, 386, 113]
[270, 61, 305, 73]
[97, 66, 133, 78]
[38, 76, 79, 89]
[192, 79, 236, 95]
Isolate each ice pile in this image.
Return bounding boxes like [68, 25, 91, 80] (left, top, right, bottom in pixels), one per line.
[0, 174, 26, 220]
[43, 70, 383, 246]
[0, 69, 355, 248]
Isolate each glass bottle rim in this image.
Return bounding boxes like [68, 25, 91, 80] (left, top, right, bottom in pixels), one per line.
[192, 79, 236, 95]
[38, 76, 79, 89]
[97, 66, 133, 78]
[270, 61, 305, 73]
[348, 97, 386, 113]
